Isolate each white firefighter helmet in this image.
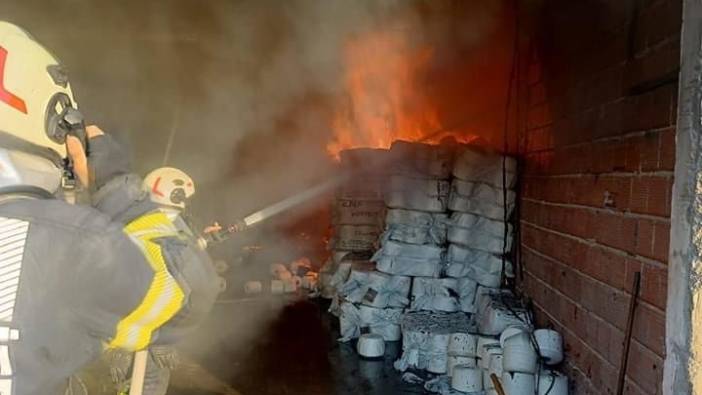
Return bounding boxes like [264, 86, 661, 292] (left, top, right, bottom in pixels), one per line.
[143, 167, 195, 210]
[0, 21, 80, 193]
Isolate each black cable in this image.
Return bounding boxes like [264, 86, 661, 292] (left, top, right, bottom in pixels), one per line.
[501, 0, 520, 286]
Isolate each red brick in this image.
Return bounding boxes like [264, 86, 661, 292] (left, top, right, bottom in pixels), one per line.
[526, 126, 554, 152]
[625, 133, 661, 172]
[630, 176, 673, 217]
[592, 139, 628, 174]
[528, 103, 554, 130]
[589, 211, 638, 253]
[635, 219, 656, 259]
[653, 221, 671, 263]
[626, 342, 664, 393]
[597, 317, 625, 366]
[634, 0, 683, 53]
[626, 38, 680, 90]
[658, 128, 675, 170]
[640, 261, 668, 310]
[632, 304, 666, 356]
[628, 85, 676, 132]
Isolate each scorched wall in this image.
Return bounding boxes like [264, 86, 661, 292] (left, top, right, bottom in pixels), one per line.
[516, 1, 680, 394]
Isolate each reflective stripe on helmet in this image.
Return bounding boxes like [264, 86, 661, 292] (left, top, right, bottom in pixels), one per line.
[109, 211, 185, 351]
[0, 47, 26, 114]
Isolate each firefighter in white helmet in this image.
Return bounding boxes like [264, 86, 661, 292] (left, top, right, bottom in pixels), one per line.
[143, 167, 223, 247]
[0, 21, 218, 395]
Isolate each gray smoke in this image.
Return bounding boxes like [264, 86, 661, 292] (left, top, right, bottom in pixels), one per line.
[3, 1, 511, 386]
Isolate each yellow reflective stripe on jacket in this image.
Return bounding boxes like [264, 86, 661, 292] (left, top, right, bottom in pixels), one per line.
[108, 211, 185, 351]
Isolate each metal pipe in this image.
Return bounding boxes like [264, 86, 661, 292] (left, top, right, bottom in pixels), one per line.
[616, 272, 641, 395]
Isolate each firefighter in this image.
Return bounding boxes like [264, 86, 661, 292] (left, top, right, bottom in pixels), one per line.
[0, 21, 218, 395]
[143, 167, 222, 246]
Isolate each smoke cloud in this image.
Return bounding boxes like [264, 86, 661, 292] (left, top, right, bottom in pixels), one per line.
[4, 1, 514, 385]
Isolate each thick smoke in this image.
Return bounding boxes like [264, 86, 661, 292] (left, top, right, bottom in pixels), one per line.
[4, 0, 512, 387]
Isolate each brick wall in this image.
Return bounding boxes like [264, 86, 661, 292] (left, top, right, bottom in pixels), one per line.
[517, 1, 680, 394]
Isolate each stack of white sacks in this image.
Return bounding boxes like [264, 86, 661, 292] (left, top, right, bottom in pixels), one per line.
[445, 146, 517, 308]
[373, 141, 474, 319]
[322, 148, 411, 343]
[320, 148, 387, 300]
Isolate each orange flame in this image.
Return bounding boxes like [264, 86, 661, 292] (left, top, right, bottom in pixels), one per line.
[328, 29, 458, 159]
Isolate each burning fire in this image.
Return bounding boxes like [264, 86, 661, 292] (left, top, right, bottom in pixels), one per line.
[328, 29, 471, 159]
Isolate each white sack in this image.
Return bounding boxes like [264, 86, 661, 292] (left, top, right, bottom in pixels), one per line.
[411, 278, 461, 312]
[447, 212, 513, 254]
[448, 179, 516, 220]
[385, 176, 450, 213]
[453, 147, 517, 188]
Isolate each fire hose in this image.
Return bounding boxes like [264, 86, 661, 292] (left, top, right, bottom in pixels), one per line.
[204, 178, 342, 244]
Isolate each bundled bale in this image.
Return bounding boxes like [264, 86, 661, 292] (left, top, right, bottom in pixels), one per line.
[319, 258, 338, 299]
[447, 212, 513, 254]
[456, 277, 479, 313]
[410, 278, 460, 312]
[333, 225, 382, 251]
[448, 179, 516, 220]
[339, 302, 404, 342]
[477, 293, 531, 336]
[360, 271, 412, 309]
[384, 209, 448, 245]
[332, 199, 385, 227]
[385, 175, 450, 213]
[338, 267, 374, 304]
[445, 244, 513, 287]
[394, 311, 475, 372]
[372, 240, 443, 278]
[452, 146, 517, 188]
[387, 140, 454, 179]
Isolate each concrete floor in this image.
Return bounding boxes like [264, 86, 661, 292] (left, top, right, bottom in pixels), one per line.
[170, 297, 427, 395]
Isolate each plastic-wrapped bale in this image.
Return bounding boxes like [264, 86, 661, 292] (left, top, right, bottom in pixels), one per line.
[453, 146, 517, 188]
[394, 311, 475, 372]
[411, 278, 460, 312]
[478, 293, 532, 336]
[336, 178, 385, 201]
[372, 240, 443, 278]
[360, 271, 411, 309]
[387, 140, 453, 179]
[333, 199, 386, 227]
[319, 258, 338, 299]
[445, 244, 514, 287]
[384, 208, 448, 245]
[385, 175, 450, 213]
[338, 267, 373, 304]
[447, 212, 513, 254]
[338, 302, 403, 342]
[328, 260, 374, 315]
[448, 179, 516, 220]
[475, 286, 513, 317]
[457, 277, 479, 313]
[333, 225, 382, 251]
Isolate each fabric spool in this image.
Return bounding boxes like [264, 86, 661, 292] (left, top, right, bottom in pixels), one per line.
[451, 365, 483, 393]
[357, 334, 385, 359]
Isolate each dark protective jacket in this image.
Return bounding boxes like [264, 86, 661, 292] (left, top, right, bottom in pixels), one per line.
[2, 193, 156, 395]
[3, 134, 218, 395]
